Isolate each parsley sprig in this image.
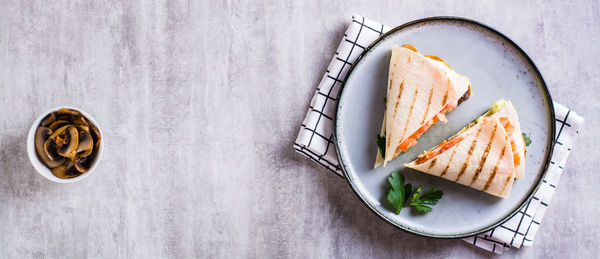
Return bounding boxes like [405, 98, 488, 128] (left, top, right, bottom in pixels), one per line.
[385, 171, 443, 214]
[522, 133, 532, 147]
[376, 134, 386, 156]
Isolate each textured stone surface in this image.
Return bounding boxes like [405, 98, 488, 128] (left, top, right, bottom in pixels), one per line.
[0, 0, 597, 258]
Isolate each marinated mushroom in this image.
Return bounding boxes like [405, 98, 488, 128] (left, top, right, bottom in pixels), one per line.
[43, 137, 66, 163]
[51, 163, 80, 179]
[73, 116, 89, 132]
[76, 130, 93, 157]
[51, 165, 68, 178]
[40, 113, 56, 128]
[48, 120, 70, 131]
[34, 108, 101, 179]
[74, 156, 92, 173]
[72, 115, 88, 127]
[35, 127, 66, 168]
[51, 125, 79, 158]
[90, 126, 102, 151]
[56, 108, 80, 121]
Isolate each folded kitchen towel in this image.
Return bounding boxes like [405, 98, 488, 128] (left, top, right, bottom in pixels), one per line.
[293, 14, 584, 254]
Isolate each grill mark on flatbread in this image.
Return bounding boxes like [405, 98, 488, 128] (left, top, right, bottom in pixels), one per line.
[483, 144, 507, 191]
[470, 123, 498, 186]
[388, 61, 396, 91]
[500, 168, 513, 196]
[407, 56, 411, 63]
[499, 136, 514, 195]
[385, 132, 392, 157]
[399, 87, 419, 142]
[441, 90, 448, 108]
[440, 148, 458, 177]
[428, 158, 437, 170]
[455, 126, 483, 182]
[420, 87, 434, 125]
[392, 81, 405, 118]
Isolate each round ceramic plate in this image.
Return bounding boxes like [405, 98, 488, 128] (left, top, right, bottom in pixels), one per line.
[335, 17, 555, 238]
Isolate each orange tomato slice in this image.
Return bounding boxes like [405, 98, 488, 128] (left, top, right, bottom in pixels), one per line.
[499, 117, 520, 166]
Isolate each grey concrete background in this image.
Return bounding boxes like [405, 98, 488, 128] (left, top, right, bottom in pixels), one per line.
[0, 0, 598, 258]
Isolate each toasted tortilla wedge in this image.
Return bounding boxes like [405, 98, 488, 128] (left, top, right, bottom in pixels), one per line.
[406, 117, 515, 197]
[488, 101, 525, 179]
[405, 99, 526, 198]
[376, 45, 471, 168]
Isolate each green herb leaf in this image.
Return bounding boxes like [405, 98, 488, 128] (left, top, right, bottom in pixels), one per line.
[376, 134, 386, 157]
[418, 188, 444, 205]
[522, 133, 532, 147]
[386, 171, 406, 214]
[403, 183, 413, 204]
[384, 171, 443, 215]
[413, 204, 433, 214]
[411, 186, 422, 202]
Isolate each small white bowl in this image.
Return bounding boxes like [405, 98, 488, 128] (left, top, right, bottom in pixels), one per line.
[26, 106, 104, 183]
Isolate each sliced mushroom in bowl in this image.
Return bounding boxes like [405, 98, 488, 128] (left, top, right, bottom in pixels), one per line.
[27, 107, 104, 183]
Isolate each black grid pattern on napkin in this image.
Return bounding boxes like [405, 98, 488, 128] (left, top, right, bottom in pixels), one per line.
[294, 15, 388, 175]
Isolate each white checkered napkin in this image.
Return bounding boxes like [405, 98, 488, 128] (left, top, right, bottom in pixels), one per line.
[294, 14, 392, 175]
[463, 103, 583, 253]
[293, 14, 585, 254]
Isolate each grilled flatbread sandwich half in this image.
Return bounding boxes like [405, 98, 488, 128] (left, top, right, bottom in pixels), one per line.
[375, 45, 472, 168]
[405, 100, 527, 198]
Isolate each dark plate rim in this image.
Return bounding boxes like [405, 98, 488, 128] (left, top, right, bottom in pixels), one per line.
[334, 16, 556, 239]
